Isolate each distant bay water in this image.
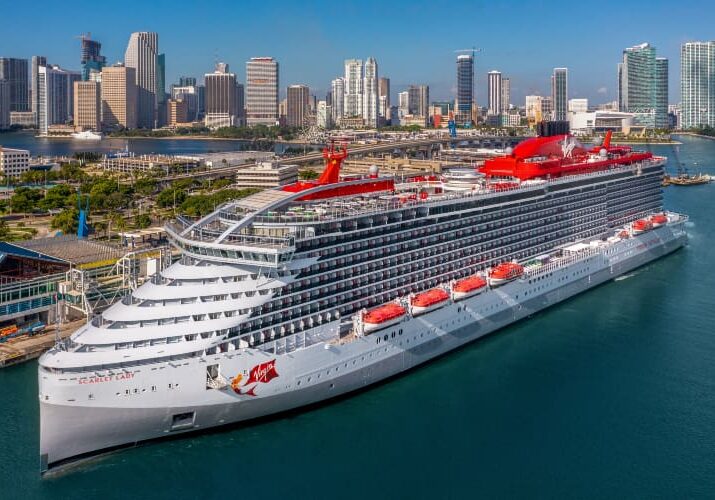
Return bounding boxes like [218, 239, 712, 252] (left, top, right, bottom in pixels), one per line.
[0, 130, 317, 157]
[0, 136, 714, 499]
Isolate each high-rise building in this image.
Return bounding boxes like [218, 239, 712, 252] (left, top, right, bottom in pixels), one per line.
[79, 34, 106, 81]
[379, 77, 390, 121]
[37, 65, 81, 134]
[551, 68, 568, 121]
[196, 84, 205, 118]
[344, 59, 363, 118]
[157, 53, 167, 127]
[398, 91, 409, 119]
[245, 57, 279, 126]
[568, 98, 589, 114]
[124, 31, 158, 128]
[501, 77, 510, 112]
[316, 100, 332, 129]
[680, 41, 715, 128]
[286, 85, 310, 127]
[172, 86, 199, 121]
[0, 80, 9, 129]
[456, 54, 474, 125]
[487, 71, 502, 115]
[179, 76, 197, 87]
[331, 77, 344, 123]
[167, 99, 188, 126]
[525, 95, 552, 123]
[617, 43, 668, 128]
[405, 84, 429, 118]
[31, 56, 47, 125]
[205, 62, 242, 129]
[362, 57, 379, 127]
[73, 80, 101, 131]
[101, 65, 137, 130]
[0, 58, 29, 112]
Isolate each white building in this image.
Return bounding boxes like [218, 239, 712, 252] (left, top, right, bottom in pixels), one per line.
[38, 65, 81, 135]
[330, 77, 344, 124]
[0, 146, 30, 178]
[124, 32, 158, 129]
[317, 100, 332, 129]
[398, 91, 409, 119]
[362, 57, 379, 128]
[569, 111, 634, 135]
[246, 57, 279, 126]
[234, 161, 298, 189]
[568, 98, 589, 114]
[487, 70, 502, 116]
[680, 41, 715, 128]
[343, 59, 363, 118]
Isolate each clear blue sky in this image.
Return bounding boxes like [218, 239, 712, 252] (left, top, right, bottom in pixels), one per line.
[2, 0, 713, 105]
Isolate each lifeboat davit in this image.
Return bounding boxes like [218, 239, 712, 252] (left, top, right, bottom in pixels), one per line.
[632, 219, 653, 234]
[362, 303, 407, 333]
[488, 262, 524, 287]
[452, 275, 487, 300]
[410, 288, 450, 316]
[650, 214, 668, 228]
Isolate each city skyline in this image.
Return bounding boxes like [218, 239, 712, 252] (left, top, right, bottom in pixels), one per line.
[1, 0, 713, 105]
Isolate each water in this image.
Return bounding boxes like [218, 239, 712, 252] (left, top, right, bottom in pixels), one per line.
[0, 130, 313, 157]
[1, 136, 715, 499]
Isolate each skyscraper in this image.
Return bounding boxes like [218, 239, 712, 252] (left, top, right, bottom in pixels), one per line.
[456, 54, 474, 125]
[286, 85, 309, 127]
[73, 80, 101, 131]
[157, 53, 167, 127]
[0, 58, 29, 112]
[343, 59, 363, 118]
[501, 77, 510, 112]
[38, 65, 81, 134]
[205, 62, 241, 129]
[179, 76, 197, 87]
[362, 57, 379, 127]
[617, 43, 668, 129]
[79, 34, 106, 81]
[124, 31, 158, 128]
[172, 86, 199, 122]
[551, 68, 568, 121]
[31, 56, 47, 125]
[487, 71, 502, 116]
[331, 77, 344, 123]
[379, 77, 390, 121]
[101, 65, 137, 130]
[680, 41, 715, 128]
[0, 80, 10, 129]
[245, 57, 279, 126]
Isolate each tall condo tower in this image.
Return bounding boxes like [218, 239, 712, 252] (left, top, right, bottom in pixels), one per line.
[0, 58, 29, 112]
[124, 31, 158, 129]
[487, 70, 502, 116]
[617, 43, 668, 129]
[501, 77, 510, 112]
[456, 54, 474, 125]
[362, 57, 379, 127]
[79, 34, 106, 81]
[101, 65, 137, 130]
[551, 68, 568, 121]
[245, 57, 279, 126]
[343, 59, 363, 118]
[680, 41, 715, 128]
[31, 56, 47, 125]
[287, 84, 310, 127]
[204, 62, 242, 129]
[331, 77, 344, 123]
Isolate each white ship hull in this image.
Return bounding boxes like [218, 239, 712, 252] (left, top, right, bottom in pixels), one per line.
[39, 220, 687, 471]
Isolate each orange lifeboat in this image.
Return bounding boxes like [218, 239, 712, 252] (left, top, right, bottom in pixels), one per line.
[452, 276, 487, 301]
[632, 219, 653, 234]
[488, 262, 524, 287]
[362, 303, 407, 333]
[410, 288, 450, 316]
[650, 213, 668, 228]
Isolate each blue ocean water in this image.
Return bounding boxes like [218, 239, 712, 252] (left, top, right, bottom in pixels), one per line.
[1, 136, 714, 499]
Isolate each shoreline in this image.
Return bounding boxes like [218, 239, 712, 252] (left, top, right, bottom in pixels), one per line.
[672, 132, 715, 141]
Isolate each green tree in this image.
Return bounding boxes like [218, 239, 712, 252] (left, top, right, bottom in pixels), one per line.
[39, 184, 74, 210]
[134, 213, 152, 229]
[135, 177, 158, 196]
[157, 187, 187, 208]
[9, 187, 43, 213]
[51, 208, 79, 234]
[299, 169, 319, 180]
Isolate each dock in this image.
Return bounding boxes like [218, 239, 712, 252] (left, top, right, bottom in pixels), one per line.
[0, 320, 82, 368]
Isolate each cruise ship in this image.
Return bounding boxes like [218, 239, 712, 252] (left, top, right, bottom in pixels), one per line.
[38, 132, 688, 472]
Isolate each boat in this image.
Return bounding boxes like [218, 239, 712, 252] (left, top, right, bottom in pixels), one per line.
[38, 135, 689, 473]
[451, 276, 487, 300]
[361, 303, 407, 333]
[71, 130, 102, 140]
[650, 214, 668, 227]
[488, 262, 525, 286]
[410, 288, 450, 315]
[632, 219, 653, 234]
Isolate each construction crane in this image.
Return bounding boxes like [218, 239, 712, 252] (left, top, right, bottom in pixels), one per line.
[454, 47, 483, 57]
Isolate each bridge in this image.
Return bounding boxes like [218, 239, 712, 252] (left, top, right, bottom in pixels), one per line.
[158, 134, 528, 183]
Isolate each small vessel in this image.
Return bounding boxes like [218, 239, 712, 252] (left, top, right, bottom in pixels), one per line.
[362, 303, 407, 333]
[410, 288, 450, 315]
[650, 214, 668, 227]
[632, 219, 653, 234]
[71, 130, 102, 140]
[488, 262, 524, 286]
[451, 276, 488, 300]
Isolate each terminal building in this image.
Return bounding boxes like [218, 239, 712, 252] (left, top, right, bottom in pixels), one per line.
[0, 146, 30, 178]
[569, 111, 634, 136]
[234, 161, 299, 189]
[101, 153, 201, 174]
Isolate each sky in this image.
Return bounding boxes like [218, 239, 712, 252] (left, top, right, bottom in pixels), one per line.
[2, 0, 714, 106]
